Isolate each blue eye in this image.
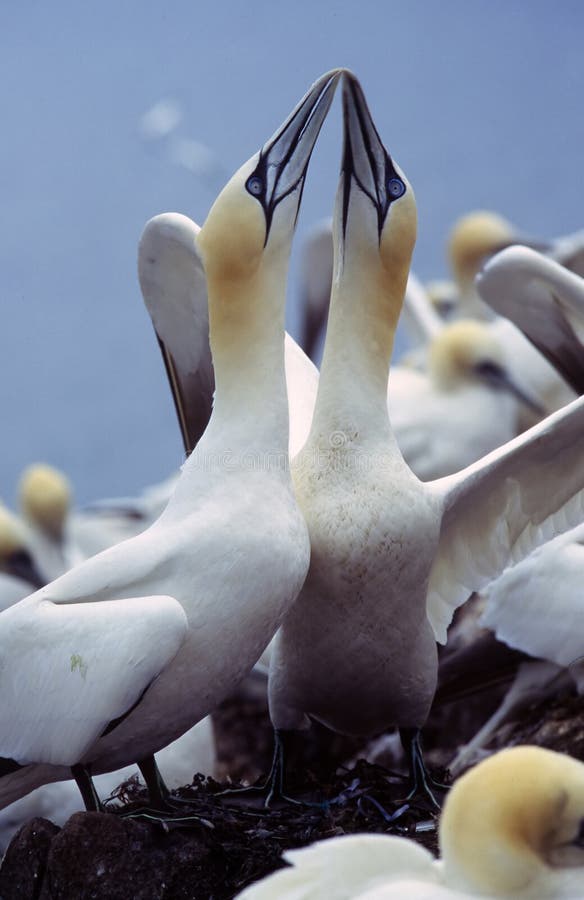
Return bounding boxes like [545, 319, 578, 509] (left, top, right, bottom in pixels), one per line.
[246, 175, 264, 196]
[388, 178, 405, 199]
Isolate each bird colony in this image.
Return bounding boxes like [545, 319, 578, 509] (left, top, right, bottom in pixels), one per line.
[1, 69, 584, 898]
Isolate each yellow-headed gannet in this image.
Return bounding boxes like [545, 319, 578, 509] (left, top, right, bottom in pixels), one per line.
[265, 71, 584, 803]
[236, 747, 584, 899]
[0, 69, 341, 812]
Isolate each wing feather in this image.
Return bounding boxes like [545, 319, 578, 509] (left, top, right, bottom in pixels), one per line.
[0, 594, 187, 766]
[427, 395, 584, 642]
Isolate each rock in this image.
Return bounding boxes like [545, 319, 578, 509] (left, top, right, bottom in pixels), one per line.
[0, 817, 60, 899]
[37, 811, 213, 899]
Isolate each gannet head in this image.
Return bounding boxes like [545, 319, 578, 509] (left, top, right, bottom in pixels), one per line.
[0, 502, 45, 588]
[440, 746, 584, 895]
[428, 319, 543, 412]
[336, 71, 417, 315]
[19, 463, 72, 542]
[448, 211, 519, 290]
[197, 70, 342, 288]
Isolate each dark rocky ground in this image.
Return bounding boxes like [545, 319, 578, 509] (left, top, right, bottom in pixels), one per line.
[0, 671, 582, 900]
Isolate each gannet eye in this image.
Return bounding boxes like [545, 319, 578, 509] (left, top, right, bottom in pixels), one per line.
[387, 178, 405, 199]
[246, 175, 264, 197]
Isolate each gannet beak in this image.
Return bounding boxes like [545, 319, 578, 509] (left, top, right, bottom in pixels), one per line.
[340, 70, 405, 242]
[475, 361, 545, 415]
[249, 69, 342, 240]
[6, 549, 45, 589]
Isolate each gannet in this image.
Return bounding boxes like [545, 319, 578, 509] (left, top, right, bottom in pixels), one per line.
[446, 211, 584, 320]
[447, 521, 584, 775]
[388, 319, 540, 480]
[18, 463, 82, 581]
[237, 747, 584, 899]
[476, 245, 584, 395]
[0, 502, 45, 604]
[0, 69, 341, 812]
[265, 71, 584, 800]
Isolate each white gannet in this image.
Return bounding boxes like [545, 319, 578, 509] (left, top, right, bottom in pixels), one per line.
[237, 746, 584, 899]
[0, 502, 45, 605]
[476, 245, 584, 395]
[388, 319, 541, 480]
[447, 521, 584, 775]
[18, 463, 83, 581]
[0, 714, 216, 850]
[445, 215, 579, 426]
[264, 71, 584, 801]
[0, 69, 341, 812]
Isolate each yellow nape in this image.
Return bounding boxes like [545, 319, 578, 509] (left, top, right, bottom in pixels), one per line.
[196, 169, 267, 286]
[448, 210, 516, 287]
[19, 464, 72, 538]
[0, 502, 28, 561]
[440, 746, 584, 896]
[428, 319, 503, 388]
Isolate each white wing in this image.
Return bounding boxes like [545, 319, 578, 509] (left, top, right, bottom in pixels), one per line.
[427, 394, 584, 642]
[139, 212, 319, 460]
[354, 880, 462, 900]
[480, 523, 584, 669]
[139, 213, 214, 455]
[0, 593, 187, 766]
[237, 834, 435, 900]
[476, 246, 584, 393]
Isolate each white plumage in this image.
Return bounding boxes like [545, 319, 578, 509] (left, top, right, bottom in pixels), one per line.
[0, 69, 342, 810]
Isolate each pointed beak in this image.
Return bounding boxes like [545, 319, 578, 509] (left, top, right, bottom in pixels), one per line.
[6, 549, 46, 589]
[257, 69, 341, 229]
[340, 71, 403, 241]
[477, 362, 545, 416]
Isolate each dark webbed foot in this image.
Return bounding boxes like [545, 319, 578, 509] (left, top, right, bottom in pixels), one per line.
[217, 729, 319, 808]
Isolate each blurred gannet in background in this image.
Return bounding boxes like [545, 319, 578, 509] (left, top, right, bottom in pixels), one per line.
[477, 245, 584, 396]
[446, 211, 584, 318]
[0, 69, 341, 812]
[18, 464, 83, 581]
[0, 503, 46, 610]
[0, 714, 216, 850]
[448, 521, 584, 775]
[237, 746, 584, 899]
[264, 71, 584, 803]
[388, 319, 541, 480]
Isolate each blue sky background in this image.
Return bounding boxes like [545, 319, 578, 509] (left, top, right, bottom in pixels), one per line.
[2, 1, 583, 504]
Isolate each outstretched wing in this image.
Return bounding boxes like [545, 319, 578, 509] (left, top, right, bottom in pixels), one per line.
[427, 394, 584, 643]
[476, 246, 584, 393]
[139, 213, 214, 456]
[0, 593, 187, 767]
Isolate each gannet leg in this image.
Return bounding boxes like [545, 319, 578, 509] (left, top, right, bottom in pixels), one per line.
[399, 728, 449, 809]
[218, 729, 308, 807]
[71, 763, 103, 812]
[137, 754, 172, 808]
